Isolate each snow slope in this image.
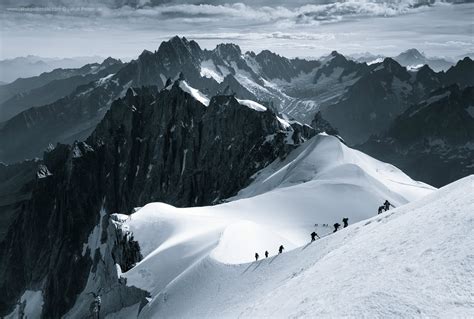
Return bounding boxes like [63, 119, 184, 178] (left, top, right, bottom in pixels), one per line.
[137, 175, 473, 318]
[107, 134, 447, 318]
[113, 174, 472, 318]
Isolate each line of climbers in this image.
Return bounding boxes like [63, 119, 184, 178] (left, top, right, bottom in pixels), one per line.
[254, 200, 395, 261]
[255, 245, 284, 261]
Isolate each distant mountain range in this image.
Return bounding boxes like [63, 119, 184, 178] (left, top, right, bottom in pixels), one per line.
[0, 37, 472, 189]
[358, 84, 474, 187]
[0, 55, 104, 83]
[0, 58, 123, 122]
[349, 48, 469, 72]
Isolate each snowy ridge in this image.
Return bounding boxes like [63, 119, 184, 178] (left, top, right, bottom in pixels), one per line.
[109, 134, 444, 318]
[110, 174, 473, 318]
[236, 99, 267, 112]
[178, 81, 210, 106]
[134, 175, 473, 318]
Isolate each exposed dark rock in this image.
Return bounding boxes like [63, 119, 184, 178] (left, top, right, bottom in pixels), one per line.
[358, 85, 474, 187]
[311, 111, 339, 136]
[0, 81, 313, 317]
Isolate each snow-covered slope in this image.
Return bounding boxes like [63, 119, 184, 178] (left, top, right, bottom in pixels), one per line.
[108, 134, 445, 318]
[112, 174, 472, 318]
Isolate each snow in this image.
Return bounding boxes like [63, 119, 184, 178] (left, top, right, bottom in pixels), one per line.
[276, 116, 292, 129]
[124, 174, 472, 318]
[36, 164, 52, 179]
[178, 80, 210, 106]
[200, 59, 224, 83]
[6, 290, 44, 319]
[97, 73, 114, 85]
[367, 57, 384, 65]
[407, 63, 425, 71]
[236, 99, 267, 112]
[112, 134, 452, 318]
[82, 206, 107, 258]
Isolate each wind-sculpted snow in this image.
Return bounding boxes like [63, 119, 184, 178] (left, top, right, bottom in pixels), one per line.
[110, 134, 440, 317]
[114, 173, 472, 318]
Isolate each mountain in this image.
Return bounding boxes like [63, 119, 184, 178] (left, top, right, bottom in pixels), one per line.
[443, 57, 474, 88]
[55, 132, 434, 318]
[0, 57, 119, 105]
[359, 85, 474, 187]
[0, 55, 104, 83]
[1, 37, 473, 165]
[348, 52, 385, 64]
[112, 175, 471, 318]
[0, 58, 123, 122]
[394, 48, 454, 72]
[0, 160, 38, 241]
[0, 36, 319, 164]
[0, 79, 315, 317]
[320, 58, 432, 144]
[319, 56, 474, 145]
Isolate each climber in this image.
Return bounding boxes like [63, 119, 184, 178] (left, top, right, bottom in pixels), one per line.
[279, 245, 284, 254]
[378, 205, 385, 214]
[265, 251, 269, 258]
[384, 200, 394, 211]
[255, 253, 259, 261]
[311, 231, 320, 242]
[333, 223, 341, 233]
[342, 217, 349, 228]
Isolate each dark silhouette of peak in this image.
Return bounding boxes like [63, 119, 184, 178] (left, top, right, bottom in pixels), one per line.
[214, 43, 242, 60]
[444, 57, 474, 87]
[138, 49, 154, 59]
[257, 50, 282, 59]
[101, 57, 122, 66]
[157, 36, 202, 58]
[380, 57, 406, 74]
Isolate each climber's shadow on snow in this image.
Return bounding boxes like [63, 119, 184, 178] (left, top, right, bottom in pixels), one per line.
[301, 242, 312, 251]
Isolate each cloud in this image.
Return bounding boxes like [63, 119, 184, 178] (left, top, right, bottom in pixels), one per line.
[1, 1, 472, 59]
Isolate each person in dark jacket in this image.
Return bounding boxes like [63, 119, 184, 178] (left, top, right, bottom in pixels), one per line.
[342, 217, 349, 228]
[378, 205, 385, 214]
[384, 200, 394, 211]
[279, 245, 284, 254]
[255, 253, 259, 261]
[265, 251, 269, 258]
[333, 223, 340, 233]
[311, 231, 320, 242]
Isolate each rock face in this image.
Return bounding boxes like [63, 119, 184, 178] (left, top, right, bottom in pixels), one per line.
[320, 57, 474, 145]
[0, 161, 38, 241]
[359, 85, 474, 187]
[0, 81, 314, 317]
[2, 36, 472, 164]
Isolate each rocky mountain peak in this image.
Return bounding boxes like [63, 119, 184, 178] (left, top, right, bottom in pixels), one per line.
[214, 43, 242, 61]
[398, 48, 424, 60]
[379, 57, 407, 76]
[157, 36, 202, 63]
[101, 56, 122, 66]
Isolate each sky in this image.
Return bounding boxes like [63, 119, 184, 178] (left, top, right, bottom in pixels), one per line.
[0, 0, 473, 60]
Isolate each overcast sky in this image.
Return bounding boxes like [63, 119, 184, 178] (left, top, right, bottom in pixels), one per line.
[1, 0, 473, 60]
